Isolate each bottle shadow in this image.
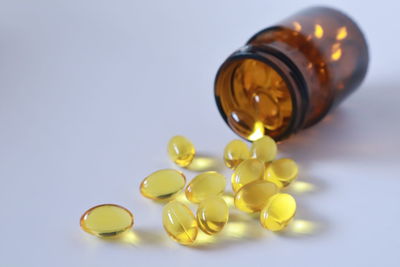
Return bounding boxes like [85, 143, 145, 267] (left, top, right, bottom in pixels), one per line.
[278, 82, 399, 169]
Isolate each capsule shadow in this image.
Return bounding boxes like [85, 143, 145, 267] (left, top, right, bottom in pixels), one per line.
[192, 210, 268, 250]
[185, 153, 225, 172]
[100, 229, 171, 247]
[276, 201, 328, 238]
[283, 176, 327, 195]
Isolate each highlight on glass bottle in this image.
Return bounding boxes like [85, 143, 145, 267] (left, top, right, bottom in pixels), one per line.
[214, 6, 369, 141]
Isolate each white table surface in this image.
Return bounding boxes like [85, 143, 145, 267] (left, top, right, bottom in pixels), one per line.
[1, 0, 399, 266]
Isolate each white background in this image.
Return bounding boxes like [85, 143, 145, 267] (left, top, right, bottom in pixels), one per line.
[1, 0, 399, 266]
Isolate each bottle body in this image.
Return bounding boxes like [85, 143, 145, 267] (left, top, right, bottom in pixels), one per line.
[214, 6, 369, 141]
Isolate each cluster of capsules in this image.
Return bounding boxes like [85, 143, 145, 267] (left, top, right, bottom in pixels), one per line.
[80, 135, 299, 246]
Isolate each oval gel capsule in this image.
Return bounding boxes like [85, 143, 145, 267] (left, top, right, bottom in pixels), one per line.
[251, 91, 284, 131]
[250, 135, 277, 163]
[197, 196, 229, 235]
[234, 180, 278, 213]
[167, 135, 196, 167]
[162, 201, 198, 245]
[260, 193, 296, 231]
[228, 110, 256, 140]
[231, 158, 265, 192]
[185, 171, 226, 204]
[140, 169, 186, 200]
[264, 158, 299, 188]
[223, 139, 250, 169]
[80, 204, 134, 237]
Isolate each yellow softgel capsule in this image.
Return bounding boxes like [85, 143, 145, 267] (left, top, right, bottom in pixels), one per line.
[260, 193, 296, 231]
[252, 91, 284, 131]
[185, 171, 226, 204]
[250, 135, 277, 163]
[264, 158, 299, 188]
[167, 135, 196, 167]
[223, 139, 250, 168]
[197, 196, 229, 235]
[140, 169, 186, 200]
[234, 180, 278, 213]
[162, 201, 198, 245]
[80, 204, 134, 237]
[231, 158, 265, 192]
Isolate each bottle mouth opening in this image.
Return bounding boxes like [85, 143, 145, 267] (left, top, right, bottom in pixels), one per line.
[214, 51, 302, 141]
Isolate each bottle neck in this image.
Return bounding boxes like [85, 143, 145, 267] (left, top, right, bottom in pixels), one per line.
[214, 44, 309, 141]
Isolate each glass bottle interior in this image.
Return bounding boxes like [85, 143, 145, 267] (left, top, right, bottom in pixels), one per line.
[216, 58, 293, 141]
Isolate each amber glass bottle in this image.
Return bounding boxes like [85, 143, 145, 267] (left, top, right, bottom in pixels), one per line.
[214, 6, 369, 141]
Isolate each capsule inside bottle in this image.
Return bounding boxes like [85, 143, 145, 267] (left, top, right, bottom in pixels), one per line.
[218, 58, 293, 141]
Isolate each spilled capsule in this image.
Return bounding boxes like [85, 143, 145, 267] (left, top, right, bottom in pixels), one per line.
[234, 180, 278, 213]
[167, 135, 196, 167]
[250, 135, 277, 163]
[264, 158, 299, 188]
[140, 169, 186, 200]
[197, 196, 229, 235]
[231, 158, 265, 192]
[162, 201, 198, 245]
[80, 204, 134, 237]
[223, 139, 250, 169]
[185, 171, 226, 204]
[260, 193, 296, 231]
